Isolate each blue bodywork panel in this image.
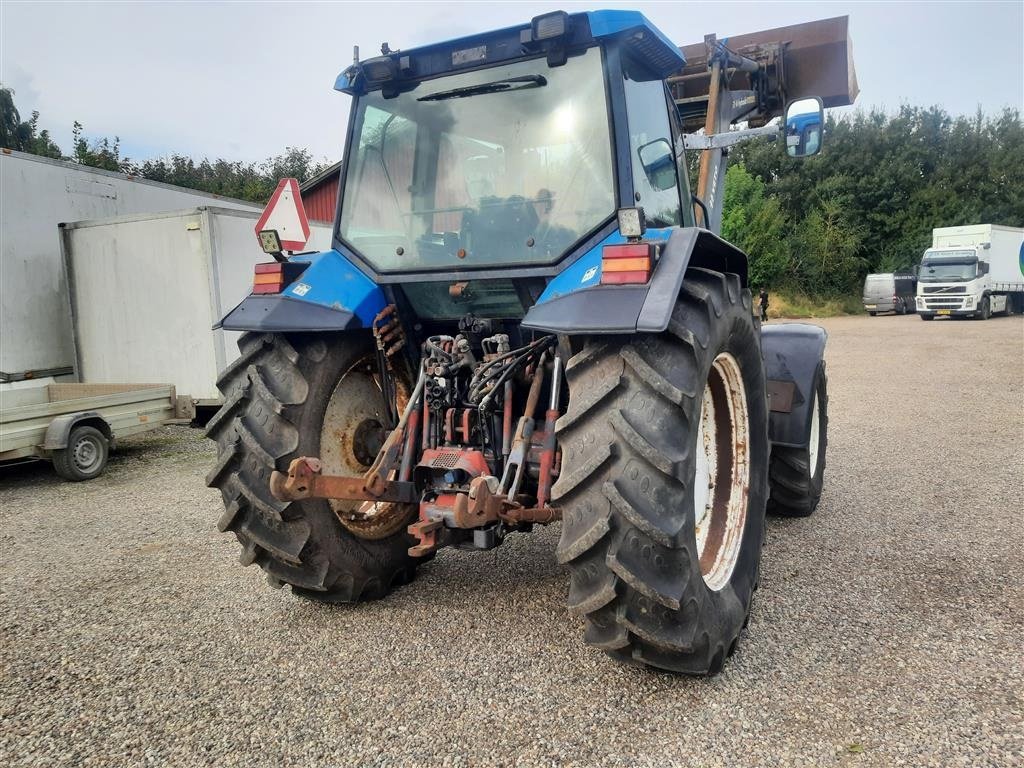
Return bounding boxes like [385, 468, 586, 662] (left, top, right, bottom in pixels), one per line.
[537, 227, 674, 303]
[216, 249, 387, 332]
[336, 10, 685, 94]
[523, 227, 751, 334]
[284, 249, 387, 325]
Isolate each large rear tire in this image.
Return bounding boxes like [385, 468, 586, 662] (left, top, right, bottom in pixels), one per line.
[206, 332, 420, 602]
[554, 268, 769, 675]
[767, 365, 828, 517]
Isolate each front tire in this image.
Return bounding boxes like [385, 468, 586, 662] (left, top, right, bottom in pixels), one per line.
[977, 297, 991, 320]
[206, 332, 420, 602]
[767, 366, 828, 517]
[555, 268, 769, 675]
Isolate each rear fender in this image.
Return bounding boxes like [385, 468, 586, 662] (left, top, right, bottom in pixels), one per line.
[760, 323, 827, 448]
[216, 249, 387, 332]
[521, 227, 749, 334]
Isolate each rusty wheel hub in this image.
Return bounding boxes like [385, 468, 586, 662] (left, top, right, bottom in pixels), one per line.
[319, 360, 414, 540]
[693, 352, 751, 591]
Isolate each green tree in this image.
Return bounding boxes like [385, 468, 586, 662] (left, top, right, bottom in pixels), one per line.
[0, 86, 62, 157]
[720, 164, 791, 288]
[71, 120, 130, 173]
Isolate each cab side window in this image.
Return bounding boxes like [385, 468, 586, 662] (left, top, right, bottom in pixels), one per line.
[622, 60, 683, 228]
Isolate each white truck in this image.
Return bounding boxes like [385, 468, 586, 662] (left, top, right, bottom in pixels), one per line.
[916, 224, 1024, 320]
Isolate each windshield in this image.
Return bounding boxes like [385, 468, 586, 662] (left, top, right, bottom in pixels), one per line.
[920, 250, 978, 282]
[338, 48, 616, 272]
[863, 275, 893, 297]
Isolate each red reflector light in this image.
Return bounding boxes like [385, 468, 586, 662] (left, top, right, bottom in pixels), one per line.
[601, 243, 653, 285]
[253, 262, 284, 294]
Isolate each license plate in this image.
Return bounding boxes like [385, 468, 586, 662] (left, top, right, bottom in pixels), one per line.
[937, 310, 951, 315]
[864, 304, 876, 309]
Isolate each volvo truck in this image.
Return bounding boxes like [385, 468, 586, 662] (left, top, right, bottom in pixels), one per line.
[916, 225, 1024, 320]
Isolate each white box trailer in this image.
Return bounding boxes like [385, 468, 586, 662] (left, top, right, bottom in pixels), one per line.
[0, 149, 260, 385]
[931, 224, 1024, 286]
[61, 207, 333, 408]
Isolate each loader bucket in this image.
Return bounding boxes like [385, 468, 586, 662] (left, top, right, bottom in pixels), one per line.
[671, 15, 859, 130]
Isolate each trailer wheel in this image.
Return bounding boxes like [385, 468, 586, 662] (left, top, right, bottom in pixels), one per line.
[554, 268, 769, 675]
[206, 332, 420, 603]
[52, 425, 109, 481]
[767, 365, 828, 517]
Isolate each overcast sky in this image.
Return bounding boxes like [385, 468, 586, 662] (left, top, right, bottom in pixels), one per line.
[2, 1, 1022, 165]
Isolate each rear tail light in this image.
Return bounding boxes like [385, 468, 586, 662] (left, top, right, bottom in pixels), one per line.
[252, 261, 307, 294]
[600, 243, 653, 285]
[253, 262, 286, 294]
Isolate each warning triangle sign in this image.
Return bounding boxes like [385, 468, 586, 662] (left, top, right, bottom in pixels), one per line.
[254, 178, 311, 251]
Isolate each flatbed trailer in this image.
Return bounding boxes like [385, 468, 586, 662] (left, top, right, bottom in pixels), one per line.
[0, 382, 183, 480]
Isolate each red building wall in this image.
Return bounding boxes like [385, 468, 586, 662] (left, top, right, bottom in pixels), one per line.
[301, 175, 339, 224]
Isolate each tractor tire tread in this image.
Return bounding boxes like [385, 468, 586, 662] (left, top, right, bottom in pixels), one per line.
[555, 268, 769, 675]
[207, 331, 419, 602]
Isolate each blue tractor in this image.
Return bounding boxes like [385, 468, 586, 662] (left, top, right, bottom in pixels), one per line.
[207, 10, 856, 674]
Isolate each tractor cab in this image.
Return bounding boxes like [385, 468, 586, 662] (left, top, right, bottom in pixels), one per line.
[335, 11, 691, 281]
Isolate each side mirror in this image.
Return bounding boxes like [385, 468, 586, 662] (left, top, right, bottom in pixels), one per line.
[979, 262, 990, 275]
[784, 97, 824, 158]
[637, 138, 676, 191]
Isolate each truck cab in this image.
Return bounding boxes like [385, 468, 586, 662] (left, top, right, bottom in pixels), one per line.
[916, 247, 996, 319]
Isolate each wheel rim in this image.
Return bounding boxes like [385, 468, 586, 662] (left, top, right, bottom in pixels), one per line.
[319, 359, 413, 540]
[693, 352, 751, 591]
[808, 391, 820, 478]
[72, 436, 102, 473]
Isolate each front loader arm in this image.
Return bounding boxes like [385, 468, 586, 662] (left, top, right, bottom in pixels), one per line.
[674, 17, 859, 234]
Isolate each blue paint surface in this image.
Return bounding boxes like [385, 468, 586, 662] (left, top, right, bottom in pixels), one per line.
[287, 249, 387, 327]
[537, 227, 675, 304]
[585, 10, 687, 74]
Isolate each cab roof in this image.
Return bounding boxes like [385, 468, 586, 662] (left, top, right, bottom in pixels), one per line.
[335, 9, 685, 94]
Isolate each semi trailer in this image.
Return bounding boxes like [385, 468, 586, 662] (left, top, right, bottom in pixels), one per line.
[205, 10, 857, 674]
[916, 224, 1024, 320]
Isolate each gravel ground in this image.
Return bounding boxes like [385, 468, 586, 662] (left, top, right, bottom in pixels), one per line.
[2, 314, 1022, 767]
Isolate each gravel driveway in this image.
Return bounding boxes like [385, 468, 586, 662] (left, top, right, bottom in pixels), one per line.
[2, 314, 1021, 767]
